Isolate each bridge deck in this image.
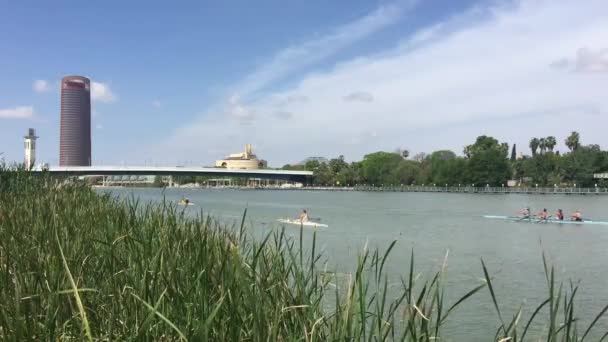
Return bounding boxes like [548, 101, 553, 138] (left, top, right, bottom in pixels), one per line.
[37, 166, 313, 182]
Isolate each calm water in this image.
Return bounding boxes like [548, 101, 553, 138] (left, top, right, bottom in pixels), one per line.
[100, 187, 608, 340]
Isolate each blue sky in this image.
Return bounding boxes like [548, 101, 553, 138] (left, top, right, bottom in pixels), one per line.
[1, 0, 607, 166]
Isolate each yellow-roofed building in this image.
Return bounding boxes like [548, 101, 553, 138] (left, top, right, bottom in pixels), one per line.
[215, 144, 267, 169]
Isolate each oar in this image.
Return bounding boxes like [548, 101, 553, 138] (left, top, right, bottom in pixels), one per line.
[535, 215, 551, 224]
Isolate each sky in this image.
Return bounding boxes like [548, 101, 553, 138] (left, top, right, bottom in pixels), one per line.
[1, 0, 607, 167]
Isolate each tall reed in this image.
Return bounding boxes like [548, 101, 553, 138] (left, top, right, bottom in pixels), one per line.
[1, 168, 607, 340]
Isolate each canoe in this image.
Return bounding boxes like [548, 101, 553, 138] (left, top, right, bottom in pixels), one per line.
[483, 215, 608, 225]
[277, 218, 328, 228]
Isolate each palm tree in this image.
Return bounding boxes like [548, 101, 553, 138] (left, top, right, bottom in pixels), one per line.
[545, 136, 557, 152]
[539, 138, 547, 154]
[530, 138, 540, 156]
[565, 131, 580, 152]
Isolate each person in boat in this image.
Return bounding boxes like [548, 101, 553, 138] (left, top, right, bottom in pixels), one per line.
[299, 209, 309, 222]
[180, 197, 190, 205]
[536, 208, 549, 220]
[519, 207, 531, 218]
[570, 210, 583, 222]
[555, 209, 564, 221]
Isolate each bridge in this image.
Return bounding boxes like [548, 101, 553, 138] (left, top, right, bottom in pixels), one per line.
[38, 166, 313, 184]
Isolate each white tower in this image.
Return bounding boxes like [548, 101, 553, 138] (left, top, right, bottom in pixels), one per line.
[24, 128, 38, 170]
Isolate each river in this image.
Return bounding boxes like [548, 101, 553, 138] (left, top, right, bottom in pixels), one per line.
[98, 187, 608, 340]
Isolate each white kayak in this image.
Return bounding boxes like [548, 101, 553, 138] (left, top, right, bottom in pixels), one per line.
[483, 215, 608, 226]
[178, 202, 195, 206]
[277, 218, 328, 228]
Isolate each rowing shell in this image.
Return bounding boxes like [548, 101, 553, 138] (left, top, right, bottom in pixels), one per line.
[483, 215, 608, 226]
[277, 219, 328, 228]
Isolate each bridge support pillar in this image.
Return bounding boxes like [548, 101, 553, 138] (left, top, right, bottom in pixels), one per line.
[168, 176, 174, 188]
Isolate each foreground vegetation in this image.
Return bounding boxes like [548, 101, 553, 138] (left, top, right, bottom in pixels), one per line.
[1, 169, 608, 340]
[283, 131, 608, 188]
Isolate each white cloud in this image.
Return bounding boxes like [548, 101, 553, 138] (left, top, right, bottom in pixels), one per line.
[33, 80, 50, 93]
[344, 91, 374, 102]
[274, 111, 293, 120]
[0, 106, 34, 119]
[226, 95, 255, 123]
[91, 82, 117, 103]
[551, 47, 608, 72]
[574, 47, 608, 72]
[152, 100, 161, 108]
[157, 0, 608, 165]
[233, 1, 414, 98]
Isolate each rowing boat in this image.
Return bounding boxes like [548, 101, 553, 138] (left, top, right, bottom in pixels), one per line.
[277, 218, 328, 228]
[483, 215, 608, 225]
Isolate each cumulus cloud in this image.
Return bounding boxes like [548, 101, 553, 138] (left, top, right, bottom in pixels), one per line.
[33, 80, 50, 93]
[0, 106, 34, 119]
[157, 0, 608, 165]
[344, 91, 374, 102]
[91, 82, 117, 103]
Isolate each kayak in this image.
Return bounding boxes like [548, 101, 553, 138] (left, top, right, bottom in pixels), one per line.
[277, 218, 328, 228]
[178, 201, 195, 206]
[483, 215, 608, 225]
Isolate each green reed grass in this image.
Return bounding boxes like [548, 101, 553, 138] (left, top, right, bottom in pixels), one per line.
[1, 167, 607, 340]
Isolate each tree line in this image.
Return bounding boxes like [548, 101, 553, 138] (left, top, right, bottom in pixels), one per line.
[282, 132, 608, 188]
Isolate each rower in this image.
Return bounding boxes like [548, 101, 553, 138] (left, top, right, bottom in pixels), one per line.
[519, 207, 531, 218]
[570, 210, 583, 222]
[299, 209, 309, 222]
[536, 208, 549, 220]
[555, 209, 564, 221]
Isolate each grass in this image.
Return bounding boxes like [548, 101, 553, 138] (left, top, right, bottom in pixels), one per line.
[1, 167, 608, 340]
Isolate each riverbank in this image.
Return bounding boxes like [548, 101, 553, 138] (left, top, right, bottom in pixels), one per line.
[96, 183, 608, 195]
[2, 170, 608, 340]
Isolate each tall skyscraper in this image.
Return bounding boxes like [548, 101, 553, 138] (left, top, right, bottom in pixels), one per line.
[59, 76, 91, 166]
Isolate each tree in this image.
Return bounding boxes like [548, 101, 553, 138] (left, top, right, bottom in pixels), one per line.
[413, 152, 427, 162]
[545, 136, 557, 152]
[394, 148, 410, 159]
[464, 136, 504, 159]
[560, 145, 602, 186]
[429, 150, 456, 161]
[465, 136, 511, 186]
[328, 155, 348, 174]
[565, 131, 580, 152]
[510, 144, 517, 161]
[530, 138, 540, 156]
[391, 160, 420, 185]
[360, 152, 405, 185]
[526, 153, 560, 186]
[539, 138, 547, 155]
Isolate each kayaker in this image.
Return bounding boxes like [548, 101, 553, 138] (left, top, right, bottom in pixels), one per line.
[555, 209, 564, 221]
[299, 209, 309, 222]
[536, 208, 549, 220]
[570, 210, 583, 222]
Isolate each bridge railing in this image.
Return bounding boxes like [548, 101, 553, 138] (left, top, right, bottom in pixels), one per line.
[350, 185, 608, 194]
